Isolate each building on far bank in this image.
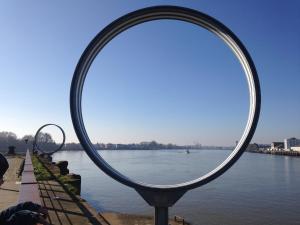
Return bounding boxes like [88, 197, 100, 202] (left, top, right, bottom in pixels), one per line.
[284, 137, 300, 150]
[271, 142, 284, 150]
[291, 147, 300, 152]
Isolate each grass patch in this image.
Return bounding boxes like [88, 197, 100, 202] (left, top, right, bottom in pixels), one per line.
[32, 156, 53, 180]
[57, 175, 79, 194]
[32, 155, 80, 195]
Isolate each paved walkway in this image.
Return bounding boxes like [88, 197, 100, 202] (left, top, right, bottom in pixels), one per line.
[39, 180, 187, 225]
[0, 156, 24, 210]
[39, 180, 109, 225]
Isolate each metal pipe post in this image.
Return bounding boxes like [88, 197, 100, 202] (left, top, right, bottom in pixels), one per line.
[155, 206, 169, 225]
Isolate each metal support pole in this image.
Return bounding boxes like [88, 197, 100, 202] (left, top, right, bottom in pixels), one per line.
[155, 206, 169, 225]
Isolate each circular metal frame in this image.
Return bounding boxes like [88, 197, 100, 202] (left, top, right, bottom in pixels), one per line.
[34, 124, 66, 155]
[70, 5, 261, 192]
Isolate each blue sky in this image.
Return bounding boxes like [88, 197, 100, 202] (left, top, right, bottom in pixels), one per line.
[0, 1, 299, 146]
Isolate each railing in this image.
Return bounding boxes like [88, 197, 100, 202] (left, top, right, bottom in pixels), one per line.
[18, 149, 41, 205]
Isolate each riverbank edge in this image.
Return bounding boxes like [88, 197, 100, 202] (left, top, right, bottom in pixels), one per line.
[248, 150, 300, 157]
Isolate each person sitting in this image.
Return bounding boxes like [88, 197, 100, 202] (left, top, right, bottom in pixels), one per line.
[0, 153, 49, 225]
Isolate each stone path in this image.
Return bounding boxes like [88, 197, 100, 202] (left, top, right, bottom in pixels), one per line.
[39, 180, 109, 225]
[0, 156, 23, 210]
[38, 180, 187, 225]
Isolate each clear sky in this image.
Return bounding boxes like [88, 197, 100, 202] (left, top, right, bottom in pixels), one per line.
[0, 1, 299, 146]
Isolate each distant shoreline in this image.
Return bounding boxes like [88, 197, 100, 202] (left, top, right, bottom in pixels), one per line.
[0, 148, 233, 154]
[59, 149, 300, 157]
[2, 149, 300, 158]
[61, 148, 234, 151]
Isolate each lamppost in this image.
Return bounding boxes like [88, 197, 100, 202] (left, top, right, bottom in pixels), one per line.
[70, 6, 261, 225]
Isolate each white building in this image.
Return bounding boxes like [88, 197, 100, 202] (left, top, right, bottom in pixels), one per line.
[284, 137, 300, 150]
[291, 146, 300, 152]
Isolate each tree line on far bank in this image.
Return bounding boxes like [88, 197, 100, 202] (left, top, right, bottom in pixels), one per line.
[0, 130, 232, 153]
[0, 131, 58, 153]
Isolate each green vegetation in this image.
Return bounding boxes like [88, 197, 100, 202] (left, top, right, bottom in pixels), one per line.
[32, 156, 53, 180]
[32, 155, 79, 195]
[57, 175, 79, 194]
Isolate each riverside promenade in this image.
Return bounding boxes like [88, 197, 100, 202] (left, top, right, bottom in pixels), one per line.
[0, 155, 23, 210]
[39, 180, 186, 225]
[1, 153, 187, 225]
[38, 179, 109, 225]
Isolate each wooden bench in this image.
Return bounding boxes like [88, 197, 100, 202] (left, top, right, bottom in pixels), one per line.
[18, 150, 41, 205]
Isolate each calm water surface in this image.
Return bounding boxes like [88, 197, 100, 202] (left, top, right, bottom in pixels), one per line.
[53, 150, 300, 225]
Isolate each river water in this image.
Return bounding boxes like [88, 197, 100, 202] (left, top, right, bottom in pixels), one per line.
[53, 150, 300, 225]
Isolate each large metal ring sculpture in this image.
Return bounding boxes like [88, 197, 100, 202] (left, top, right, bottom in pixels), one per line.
[34, 124, 66, 155]
[70, 5, 260, 225]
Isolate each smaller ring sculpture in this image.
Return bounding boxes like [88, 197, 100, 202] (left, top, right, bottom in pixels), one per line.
[34, 124, 66, 155]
